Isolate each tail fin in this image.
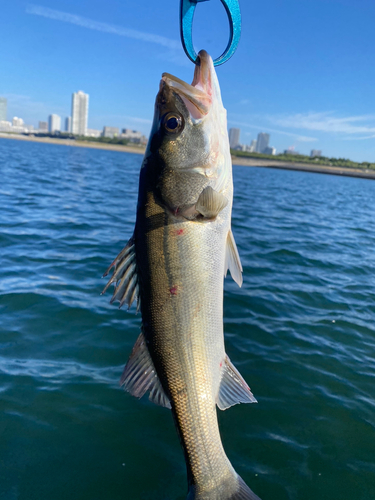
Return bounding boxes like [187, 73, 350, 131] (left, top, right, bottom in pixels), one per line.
[187, 474, 262, 500]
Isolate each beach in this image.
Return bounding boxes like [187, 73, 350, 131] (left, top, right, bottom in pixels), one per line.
[0, 132, 145, 155]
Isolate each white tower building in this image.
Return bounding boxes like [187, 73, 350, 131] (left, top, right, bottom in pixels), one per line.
[71, 91, 89, 136]
[228, 128, 240, 149]
[255, 133, 270, 153]
[0, 97, 7, 122]
[65, 116, 72, 133]
[48, 114, 61, 133]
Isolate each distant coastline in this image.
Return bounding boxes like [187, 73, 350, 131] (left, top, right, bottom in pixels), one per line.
[0, 132, 145, 156]
[231, 156, 375, 180]
[1, 132, 375, 180]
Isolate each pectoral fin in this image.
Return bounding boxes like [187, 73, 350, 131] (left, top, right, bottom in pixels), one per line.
[102, 237, 140, 312]
[216, 355, 257, 410]
[120, 332, 171, 409]
[196, 186, 228, 219]
[225, 229, 243, 287]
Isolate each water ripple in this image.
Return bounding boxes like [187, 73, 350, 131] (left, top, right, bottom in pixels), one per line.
[1, 139, 375, 499]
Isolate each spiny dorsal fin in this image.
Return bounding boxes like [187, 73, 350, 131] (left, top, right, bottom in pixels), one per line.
[225, 229, 243, 287]
[120, 332, 171, 409]
[216, 355, 257, 411]
[196, 186, 228, 219]
[102, 237, 140, 311]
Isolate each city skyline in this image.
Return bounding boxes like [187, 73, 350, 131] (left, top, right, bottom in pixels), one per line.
[2, 78, 373, 161]
[0, 82, 374, 159]
[0, 94, 340, 159]
[0, 92, 359, 160]
[0, 95, 309, 156]
[0, 92, 146, 142]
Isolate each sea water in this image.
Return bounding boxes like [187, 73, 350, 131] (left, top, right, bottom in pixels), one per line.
[0, 138, 374, 500]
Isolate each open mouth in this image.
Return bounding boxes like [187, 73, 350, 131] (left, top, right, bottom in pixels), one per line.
[162, 50, 213, 120]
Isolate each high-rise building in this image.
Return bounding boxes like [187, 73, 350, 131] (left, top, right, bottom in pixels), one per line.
[86, 128, 102, 138]
[12, 117, 24, 127]
[49, 114, 61, 133]
[228, 128, 240, 149]
[65, 116, 71, 133]
[255, 133, 270, 153]
[0, 121, 11, 132]
[71, 91, 89, 136]
[0, 97, 7, 121]
[249, 139, 257, 152]
[121, 128, 143, 143]
[39, 121, 48, 132]
[284, 147, 299, 156]
[310, 149, 322, 158]
[263, 146, 276, 155]
[103, 126, 119, 138]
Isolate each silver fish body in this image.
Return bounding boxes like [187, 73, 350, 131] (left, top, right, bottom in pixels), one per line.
[104, 50, 261, 500]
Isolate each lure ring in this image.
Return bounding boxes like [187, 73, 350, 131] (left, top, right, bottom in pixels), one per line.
[180, 0, 241, 67]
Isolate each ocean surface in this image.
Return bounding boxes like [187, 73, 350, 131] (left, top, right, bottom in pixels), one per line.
[1, 137, 374, 500]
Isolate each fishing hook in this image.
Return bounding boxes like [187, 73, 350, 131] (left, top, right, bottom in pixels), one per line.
[180, 0, 241, 67]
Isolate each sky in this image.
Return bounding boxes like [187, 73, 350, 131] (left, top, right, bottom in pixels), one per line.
[1, 0, 375, 161]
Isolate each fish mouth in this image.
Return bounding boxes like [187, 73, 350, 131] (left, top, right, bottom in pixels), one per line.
[162, 50, 213, 120]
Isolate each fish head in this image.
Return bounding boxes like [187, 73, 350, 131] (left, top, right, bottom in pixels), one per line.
[146, 50, 232, 215]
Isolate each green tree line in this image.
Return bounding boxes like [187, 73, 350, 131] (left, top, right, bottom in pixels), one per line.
[231, 149, 375, 170]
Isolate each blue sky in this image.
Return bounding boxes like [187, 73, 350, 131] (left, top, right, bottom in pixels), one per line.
[1, 0, 375, 161]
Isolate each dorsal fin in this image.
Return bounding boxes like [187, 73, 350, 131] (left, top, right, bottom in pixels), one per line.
[120, 332, 171, 409]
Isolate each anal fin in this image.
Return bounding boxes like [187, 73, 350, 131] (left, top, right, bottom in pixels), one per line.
[233, 476, 262, 500]
[196, 186, 228, 219]
[187, 473, 261, 499]
[216, 355, 257, 410]
[120, 332, 171, 409]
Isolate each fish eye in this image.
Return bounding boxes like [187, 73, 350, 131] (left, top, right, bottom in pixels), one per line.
[163, 113, 184, 134]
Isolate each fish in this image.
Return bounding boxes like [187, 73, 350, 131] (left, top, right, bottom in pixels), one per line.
[103, 49, 261, 500]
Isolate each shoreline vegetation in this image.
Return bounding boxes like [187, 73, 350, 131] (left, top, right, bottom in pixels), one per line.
[1, 131, 375, 180]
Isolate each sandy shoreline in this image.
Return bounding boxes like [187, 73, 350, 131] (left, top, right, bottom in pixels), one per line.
[0, 132, 145, 156]
[1, 133, 374, 180]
